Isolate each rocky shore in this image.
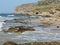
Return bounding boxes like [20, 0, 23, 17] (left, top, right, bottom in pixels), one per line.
[3, 41, 60, 45]
[2, 14, 60, 33]
[14, 0, 60, 28]
[1, 0, 60, 45]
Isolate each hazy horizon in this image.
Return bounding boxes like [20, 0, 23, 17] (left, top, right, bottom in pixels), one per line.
[0, 0, 38, 13]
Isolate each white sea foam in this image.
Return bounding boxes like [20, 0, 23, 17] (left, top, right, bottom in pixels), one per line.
[0, 16, 5, 21]
[0, 16, 2, 18]
[5, 17, 15, 20]
[8, 15, 14, 17]
[0, 22, 5, 31]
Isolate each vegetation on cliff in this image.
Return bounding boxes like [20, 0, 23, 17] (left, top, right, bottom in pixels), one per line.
[15, 0, 60, 15]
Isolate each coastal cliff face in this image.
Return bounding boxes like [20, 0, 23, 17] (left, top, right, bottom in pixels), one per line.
[14, 0, 60, 15]
[14, 3, 37, 14]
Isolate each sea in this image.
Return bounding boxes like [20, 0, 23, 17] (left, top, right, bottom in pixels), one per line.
[0, 14, 19, 31]
[0, 14, 60, 45]
[0, 14, 41, 31]
[0, 14, 32, 31]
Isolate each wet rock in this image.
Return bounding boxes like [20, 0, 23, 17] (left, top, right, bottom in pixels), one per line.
[3, 41, 18, 45]
[32, 42, 42, 45]
[4, 20, 8, 22]
[19, 42, 60, 45]
[3, 41, 60, 45]
[3, 26, 35, 33]
[3, 27, 17, 33]
[15, 26, 35, 33]
[57, 26, 60, 28]
[14, 18, 18, 20]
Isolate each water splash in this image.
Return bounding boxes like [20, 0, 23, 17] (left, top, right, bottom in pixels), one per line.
[0, 22, 5, 31]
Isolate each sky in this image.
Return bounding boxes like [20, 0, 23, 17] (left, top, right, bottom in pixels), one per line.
[0, 0, 38, 13]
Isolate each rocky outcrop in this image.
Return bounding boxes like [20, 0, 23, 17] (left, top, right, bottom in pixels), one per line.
[3, 41, 60, 45]
[3, 26, 35, 33]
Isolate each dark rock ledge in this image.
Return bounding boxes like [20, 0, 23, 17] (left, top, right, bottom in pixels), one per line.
[3, 41, 60, 45]
[3, 26, 35, 33]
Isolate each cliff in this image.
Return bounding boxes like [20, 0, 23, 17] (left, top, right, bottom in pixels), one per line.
[14, 0, 60, 15]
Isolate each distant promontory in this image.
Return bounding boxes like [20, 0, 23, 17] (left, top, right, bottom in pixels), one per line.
[15, 0, 60, 15]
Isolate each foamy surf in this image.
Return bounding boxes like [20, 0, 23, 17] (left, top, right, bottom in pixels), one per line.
[0, 16, 6, 21]
[0, 22, 5, 31]
[0, 16, 2, 18]
[8, 15, 14, 17]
